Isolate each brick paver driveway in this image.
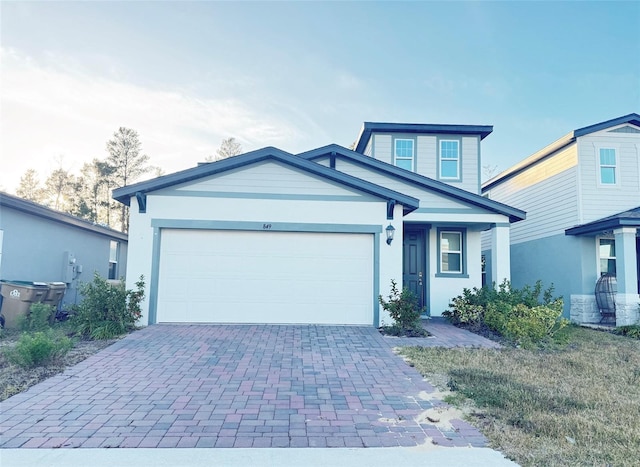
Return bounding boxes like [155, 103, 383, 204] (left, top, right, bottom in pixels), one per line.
[0, 325, 488, 449]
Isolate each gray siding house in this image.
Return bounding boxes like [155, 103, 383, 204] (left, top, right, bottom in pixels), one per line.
[0, 192, 128, 309]
[482, 114, 640, 326]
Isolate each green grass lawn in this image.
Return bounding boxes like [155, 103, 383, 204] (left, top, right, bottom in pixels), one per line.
[401, 326, 640, 467]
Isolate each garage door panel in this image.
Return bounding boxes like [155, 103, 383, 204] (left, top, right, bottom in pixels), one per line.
[156, 230, 373, 324]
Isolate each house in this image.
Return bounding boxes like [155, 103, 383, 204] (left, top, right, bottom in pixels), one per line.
[0, 192, 128, 310]
[113, 122, 525, 327]
[482, 114, 640, 326]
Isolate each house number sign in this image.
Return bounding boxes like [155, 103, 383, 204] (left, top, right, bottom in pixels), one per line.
[263, 223, 272, 230]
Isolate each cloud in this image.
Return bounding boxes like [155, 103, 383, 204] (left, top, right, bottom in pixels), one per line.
[0, 48, 308, 192]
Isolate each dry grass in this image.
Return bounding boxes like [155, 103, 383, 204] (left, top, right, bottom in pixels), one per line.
[401, 326, 640, 467]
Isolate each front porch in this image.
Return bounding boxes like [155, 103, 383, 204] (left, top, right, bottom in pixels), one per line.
[566, 207, 640, 327]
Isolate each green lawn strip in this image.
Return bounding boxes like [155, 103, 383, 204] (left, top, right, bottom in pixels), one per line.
[401, 326, 640, 467]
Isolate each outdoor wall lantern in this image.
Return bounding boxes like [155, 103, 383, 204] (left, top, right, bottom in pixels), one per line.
[385, 223, 395, 245]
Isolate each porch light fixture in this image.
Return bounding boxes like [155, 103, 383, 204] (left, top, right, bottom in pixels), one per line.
[385, 223, 396, 245]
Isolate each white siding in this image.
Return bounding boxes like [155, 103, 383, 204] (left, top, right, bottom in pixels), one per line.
[363, 139, 373, 157]
[335, 159, 479, 210]
[577, 130, 640, 224]
[171, 161, 360, 197]
[370, 133, 481, 194]
[416, 135, 437, 178]
[460, 136, 480, 194]
[373, 134, 392, 165]
[485, 144, 579, 244]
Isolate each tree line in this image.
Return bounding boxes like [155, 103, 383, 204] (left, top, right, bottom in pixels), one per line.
[14, 132, 243, 233]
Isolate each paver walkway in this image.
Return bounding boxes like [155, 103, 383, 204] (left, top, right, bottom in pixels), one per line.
[0, 323, 498, 449]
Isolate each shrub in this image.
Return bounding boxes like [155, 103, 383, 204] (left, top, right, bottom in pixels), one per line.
[444, 280, 567, 346]
[379, 279, 426, 333]
[71, 273, 145, 340]
[19, 303, 54, 332]
[4, 330, 73, 368]
[613, 325, 640, 339]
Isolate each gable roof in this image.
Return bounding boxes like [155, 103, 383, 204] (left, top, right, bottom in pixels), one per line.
[0, 191, 128, 241]
[298, 144, 525, 223]
[565, 206, 640, 236]
[483, 113, 640, 192]
[354, 122, 493, 153]
[112, 146, 420, 214]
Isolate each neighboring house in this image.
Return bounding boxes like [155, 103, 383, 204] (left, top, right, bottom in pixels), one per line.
[0, 192, 128, 309]
[482, 114, 640, 326]
[113, 122, 525, 327]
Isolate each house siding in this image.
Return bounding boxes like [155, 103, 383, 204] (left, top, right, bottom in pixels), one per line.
[369, 134, 482, 193]
[0, 204, 128, 309]
[484, 144, 579, 244]
[510, 233, 597, 317]
[577, 131, 640, 224]
[170, 161, 363, 197]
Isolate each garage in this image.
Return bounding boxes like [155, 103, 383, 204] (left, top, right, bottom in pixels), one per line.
[156, 229, 374, 325]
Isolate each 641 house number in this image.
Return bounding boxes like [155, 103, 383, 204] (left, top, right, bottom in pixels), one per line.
[263, 223, 272, 230]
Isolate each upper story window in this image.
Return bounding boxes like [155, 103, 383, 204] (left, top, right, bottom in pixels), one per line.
[599, 148, 617, 185]
[598, 238, 616, 276]
[439, 139, 460, 180]
[394, 138, 415, 171]
[109, 241, 119, 280]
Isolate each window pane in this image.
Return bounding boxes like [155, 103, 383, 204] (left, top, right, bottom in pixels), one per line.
[442, 232, 461, 251]
[395, 158, 413, 171]
[599, 149, 616, 166]
[441, 160, 458, 178]
[442, 253, 462, 272]
[441, 140, 459, 158]
[395, 139, 414, 157]
[109, 241, 118, 262]
[599, 239, 615, 257]
[600, 167, 616, 184]
[600, 259, 616, 276]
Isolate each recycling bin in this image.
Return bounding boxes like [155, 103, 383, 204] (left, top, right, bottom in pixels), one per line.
[43, 282, 67, 323]
[0, 281, 49, 329]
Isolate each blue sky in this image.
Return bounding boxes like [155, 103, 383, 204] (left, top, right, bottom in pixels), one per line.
[1, 1, 638, 191]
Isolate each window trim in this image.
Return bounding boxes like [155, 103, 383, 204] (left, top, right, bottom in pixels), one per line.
[596, 236, 616, 277]
[596, 146, 619, 187]
[108, 241, 119, 280]
[436, 228, 468, 278]
[438, 138, 462, 181]
[393, 137, 416, 172]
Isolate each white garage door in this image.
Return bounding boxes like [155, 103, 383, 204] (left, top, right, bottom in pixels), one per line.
[156, 229, 374, 324]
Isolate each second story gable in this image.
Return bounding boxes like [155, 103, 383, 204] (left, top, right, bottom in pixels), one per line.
[482, 113, 640, 243]
[353, 122, 493, 195]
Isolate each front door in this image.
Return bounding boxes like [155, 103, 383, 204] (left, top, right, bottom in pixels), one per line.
[403, 228, 426, 310]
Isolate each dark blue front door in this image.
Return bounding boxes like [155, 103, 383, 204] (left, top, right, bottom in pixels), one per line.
[403, 228, 426, 310]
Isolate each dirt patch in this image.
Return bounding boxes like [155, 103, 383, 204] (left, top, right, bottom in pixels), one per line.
[0, 331, 117, 401]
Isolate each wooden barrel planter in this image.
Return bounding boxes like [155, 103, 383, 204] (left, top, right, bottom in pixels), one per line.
[595, 274, 617, 324]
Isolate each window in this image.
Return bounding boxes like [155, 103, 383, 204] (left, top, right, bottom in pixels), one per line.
[108, 241, 119, 280]
[598, 238, 616, 276]
[599, 148, 617, 185]
[440, 230, 463, 274]
[394, 138, 415, 171]
[439, 139, 460, 179]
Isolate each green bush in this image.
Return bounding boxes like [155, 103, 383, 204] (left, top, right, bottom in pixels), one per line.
[443, 280, 567, 346]
[19, 303, 54, 332]
[379, 279, 425, 332]
[613, 325, 640, 339]
[71, 273, 145, 340]
[5, 330, 73, 368]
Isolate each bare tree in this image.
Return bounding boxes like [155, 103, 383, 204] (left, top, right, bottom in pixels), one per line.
[482, 164, 499, 181]
[205, 137, 243, 162]
[106, 127, 151, 232]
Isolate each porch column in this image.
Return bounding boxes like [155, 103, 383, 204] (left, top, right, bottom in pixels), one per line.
[614, 227, 639, 326]
[491, 223, 511, 287]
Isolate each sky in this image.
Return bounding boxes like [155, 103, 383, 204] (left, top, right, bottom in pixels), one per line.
[1, 1, 639, 193]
